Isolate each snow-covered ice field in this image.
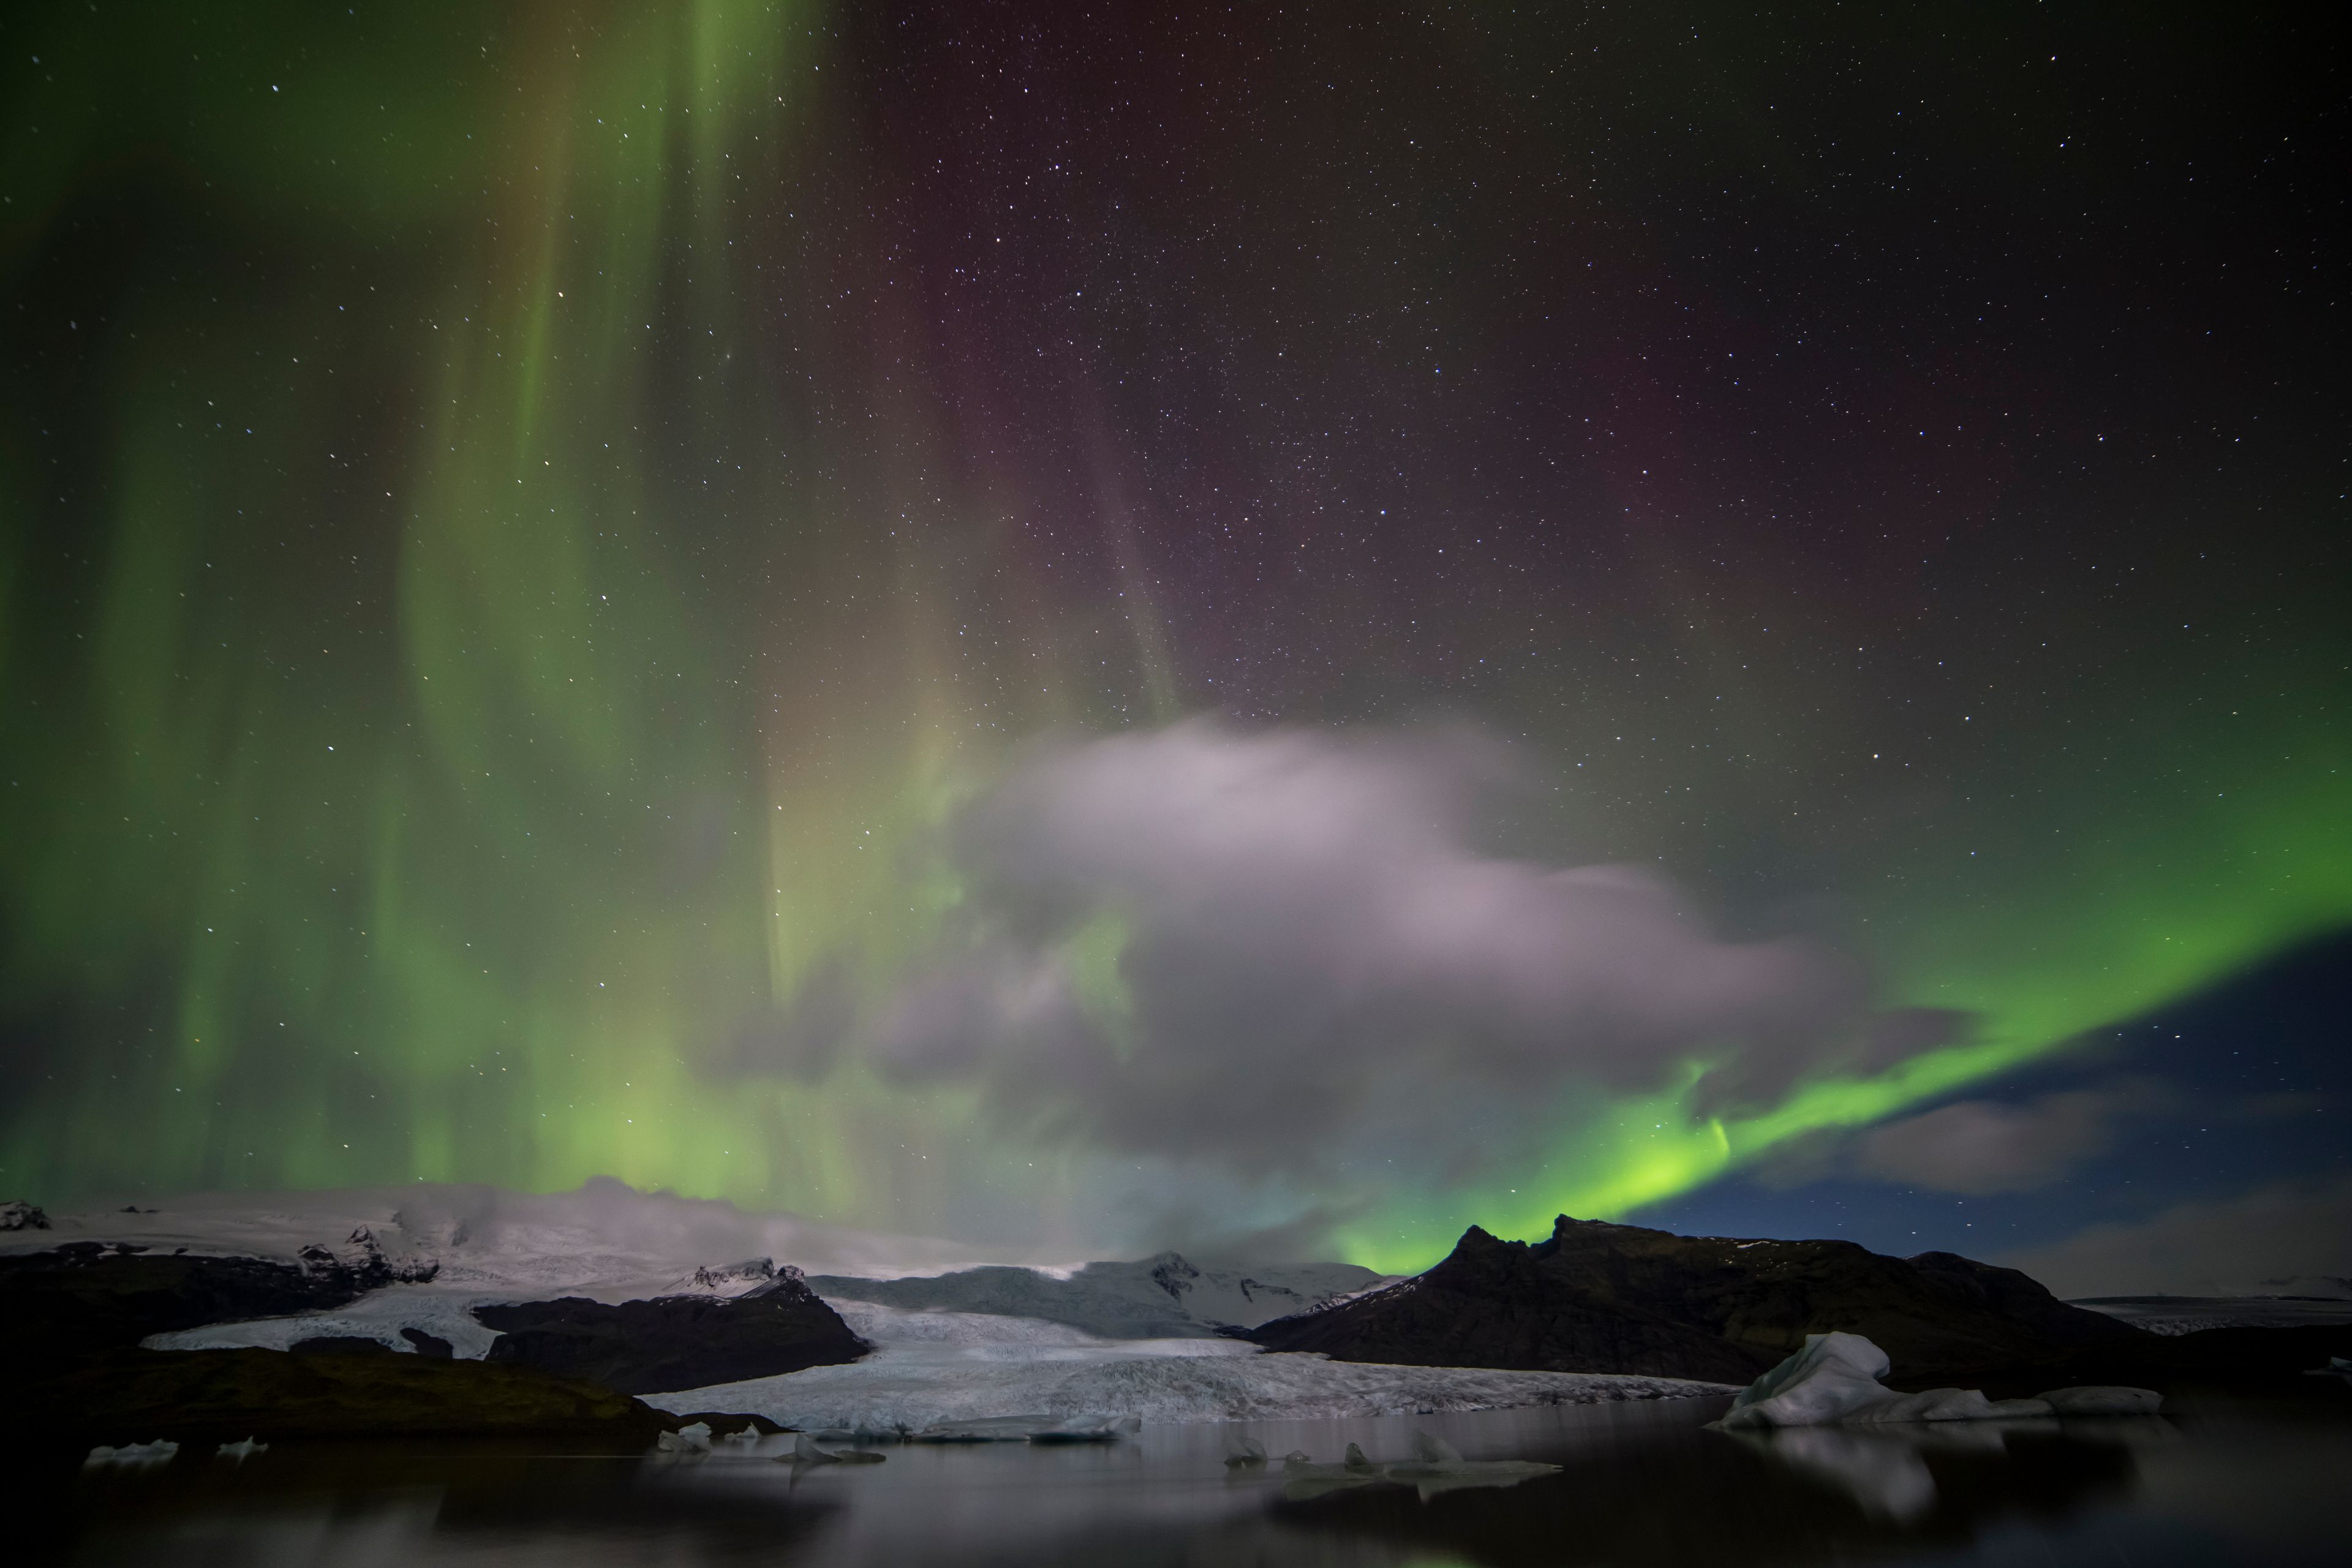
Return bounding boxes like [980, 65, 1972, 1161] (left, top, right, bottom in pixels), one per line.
[20, 1182, 1735, 1427]
[647, 1301, 1731, 1429]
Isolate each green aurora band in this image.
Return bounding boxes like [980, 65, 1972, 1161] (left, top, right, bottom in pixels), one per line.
[2, 2, 2346, 1271]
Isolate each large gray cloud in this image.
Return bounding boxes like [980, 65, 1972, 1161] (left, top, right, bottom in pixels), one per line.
[1849, 1080, 2174, 1196]
[840, 720, 1903, 1188]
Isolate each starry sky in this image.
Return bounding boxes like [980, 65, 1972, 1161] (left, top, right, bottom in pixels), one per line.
[1, 2, 2344, 1284]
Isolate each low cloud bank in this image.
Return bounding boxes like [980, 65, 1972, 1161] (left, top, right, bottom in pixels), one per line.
[1850, 1080, 2174, 1196]
[2002, 1174, 2352, 1298]
[742, 722, 1937, 1205]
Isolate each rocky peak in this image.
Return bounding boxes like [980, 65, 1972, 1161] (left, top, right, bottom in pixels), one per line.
[1148, 1253, 1200, 1302]
[691, 1256, 778, 1289]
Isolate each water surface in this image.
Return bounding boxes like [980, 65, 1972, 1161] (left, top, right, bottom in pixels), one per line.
[37, 1393, 2351, 1566]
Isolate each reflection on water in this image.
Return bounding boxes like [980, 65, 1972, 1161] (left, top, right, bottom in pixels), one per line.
[1730, 1415, 2176, 1521]
[31, 1395, 2352, 1566]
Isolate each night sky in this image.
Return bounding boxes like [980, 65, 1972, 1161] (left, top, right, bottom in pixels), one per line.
[2, 2, 2344, 1285]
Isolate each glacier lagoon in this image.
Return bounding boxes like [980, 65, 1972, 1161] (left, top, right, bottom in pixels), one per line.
[32, 1392, 2350, 1566]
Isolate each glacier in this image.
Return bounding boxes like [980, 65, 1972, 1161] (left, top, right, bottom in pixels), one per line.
[646, 1300, 1732, 1429]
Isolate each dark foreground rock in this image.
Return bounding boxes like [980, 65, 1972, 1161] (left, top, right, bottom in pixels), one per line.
[7, 1347, 674, 1455]
[1248, 1216, 2144, 1387]
[475, 1269, 868, 1393]
[401, 1326, 456, 1358]
[289, 1335, 397, 1357]
[0, 1236, 431, 1357]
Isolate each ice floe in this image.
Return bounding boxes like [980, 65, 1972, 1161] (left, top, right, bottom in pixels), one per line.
[788, 1433, 886, 1464]
[84, 1441, 178, 1466]
[1276, 1430, 1561, 1501]
[1716, 1332, 2160, 1428]
[655, 1422, 714, 1454]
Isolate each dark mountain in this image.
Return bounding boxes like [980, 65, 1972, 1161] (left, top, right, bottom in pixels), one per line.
[0, 1234, 433, 1357]
[7, 1346, 675, 1455]
[1246, 1216, 2144, 1387]
[473, 1270, 869, 1393]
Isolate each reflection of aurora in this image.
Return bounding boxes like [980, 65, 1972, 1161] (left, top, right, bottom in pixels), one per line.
[2, 2, 2345, 1270]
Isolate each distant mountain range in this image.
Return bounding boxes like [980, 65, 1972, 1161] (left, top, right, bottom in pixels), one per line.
[809, 1253, 1389, 1339]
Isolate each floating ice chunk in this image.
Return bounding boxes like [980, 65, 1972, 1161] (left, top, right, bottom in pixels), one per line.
[1028, 1412, 1140, 1444]
[906, 1411, 1140, 1444]
[85, 1441, 178, 1466]
[910, 1413, 1058, 1442]
[1223, 1437, 1268, 1467]
[787, 1433, 883, 1464]
[215, 1437, 268, 1461]
[1720, 1333, 1896, 1428]
[1278, 1446, 1385, 1501]
[1385, 1429, 1562, 1499]
[1410, 1431, 1464, 1464]
[1719, 1333, 2160, 1427]
[809, 1425, 910, 1446]
[655, 1422, 713, 1453]
[1845, 1387, 2004, 1423]
[2039, 1385, 2164, 1415]
[1276, 1433, 1558, 1501]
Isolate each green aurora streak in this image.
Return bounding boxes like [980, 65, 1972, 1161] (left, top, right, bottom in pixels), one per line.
[2, 2, 2345, 1270]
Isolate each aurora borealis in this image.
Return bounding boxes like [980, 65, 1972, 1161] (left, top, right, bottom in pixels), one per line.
[2, 2, 2345, 1273]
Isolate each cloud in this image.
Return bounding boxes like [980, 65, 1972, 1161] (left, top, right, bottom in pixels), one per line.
[826, 720, 1891, 1193]
[2001, 1175, 2352, 1298]
[1850, 1080, 2173, 1196]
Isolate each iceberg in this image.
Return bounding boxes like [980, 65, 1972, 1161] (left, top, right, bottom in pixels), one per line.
[214, 1437, 269, 1461]
[1278, 1442, 1387, 1500]
[1277, 1433, 1559, 1502]
[1717, 1333, 2159, 1428]
[655, 1422, 714, 1453]
[1027, 1413, 1143, 1444]
[786, 1433, 886, 1465]
[84, 1440, 178, 1466]
[1384, 1429, 1562, 1499]
[900, 1411, 1139, 1443]
[2034, 1385, 2164, 1416]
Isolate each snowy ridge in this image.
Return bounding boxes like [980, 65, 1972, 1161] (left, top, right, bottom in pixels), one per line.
[5, 1180, 1034, 1300]
[811, 1251, 1396, 1338]
[146, 1286, 507, 1359]
[2071, 1294, 2352, 1336]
